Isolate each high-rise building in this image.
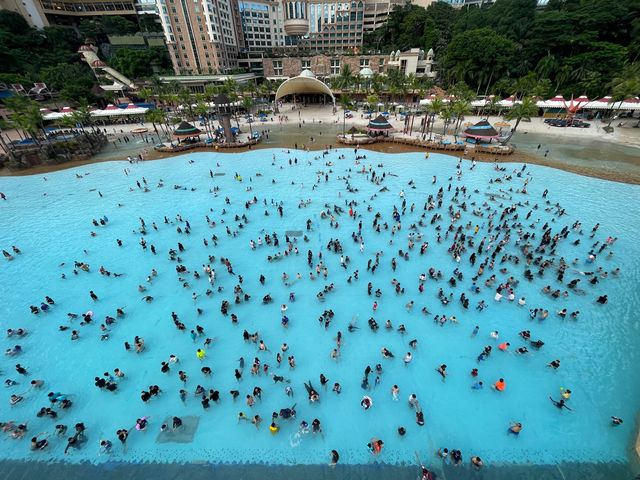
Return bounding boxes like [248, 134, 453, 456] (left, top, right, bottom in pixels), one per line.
[0, 0, 48, 27]
[363, 0, 435, 32]
[238, 0, 289, 51]
[275, 0, 436, 53]
[280, 0, 365, 51]
[35, 0, 140, 26]
[156, 0, 244, 75]
[0, 0, 155, 28]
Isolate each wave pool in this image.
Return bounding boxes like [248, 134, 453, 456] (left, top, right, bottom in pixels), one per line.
[0, 149, 639, 477]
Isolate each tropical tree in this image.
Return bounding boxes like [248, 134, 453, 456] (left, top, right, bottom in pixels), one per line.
[222, 79, 239, 97]
[370, 73, 385, 97]
[480, 95, 500, 119]
[159, 93, 179, 115]
[71, 98, 94, 134]
[204, 84, 219, 103]
[145, 108, 168, 138]
[242, 96, 255, 136]
[338, 94, 354, 135]
[606, 64, 640, 126]
[4, 96, 45, 146]
[336, 64, 355, 93]
[178, 88, 194, 119]
[440, 104, 453, 136]
[502, 96, 538, 144]
[426, 97, 443, 140]
[365, 94, 379, 111]
[451, 99, 472, 138]
[138, 87, 155, 105]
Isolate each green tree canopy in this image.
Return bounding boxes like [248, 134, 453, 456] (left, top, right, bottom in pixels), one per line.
[110, 47, 172, 80]
[41, 63, 97, 102]
[443, 28, 517, 88]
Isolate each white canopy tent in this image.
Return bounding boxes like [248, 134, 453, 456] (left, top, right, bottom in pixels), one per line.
[275, 70, 335, 104]
[91, 104, 148, 117]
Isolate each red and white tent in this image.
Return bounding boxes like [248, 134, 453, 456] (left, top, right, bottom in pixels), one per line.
[541, 95, 566, 108]
[621, 97, 640, 110]
[497, 96, 519, 108]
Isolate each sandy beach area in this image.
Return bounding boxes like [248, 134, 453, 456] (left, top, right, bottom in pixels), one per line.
[1, 103, 639, 184]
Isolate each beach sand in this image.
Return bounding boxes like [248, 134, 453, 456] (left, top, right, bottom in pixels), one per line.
[2, 104, 639, 184]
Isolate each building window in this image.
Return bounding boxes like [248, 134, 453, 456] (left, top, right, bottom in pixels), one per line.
[273, 59, 283, 76]
[302, 59, 311, 69]
[330, 58, 340, 75]
[360, 57, 369, 68]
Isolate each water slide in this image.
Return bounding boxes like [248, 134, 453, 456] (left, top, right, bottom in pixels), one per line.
[78, 45, 136, 91]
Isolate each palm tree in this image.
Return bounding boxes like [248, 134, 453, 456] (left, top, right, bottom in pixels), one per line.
[193, 102, 212, 140]
[338, 94, 354, 135]
[365, 94, 379, 112]
[502, 96, 538, 144]
[138, 87, 154, 105]
[451, 100, 472, 139]
[535, 53, 558, 81]
[4, 96, 44, 147]
[178, 88, 194, 119]
[371, 73, 384, 98]
[145, 108, 167, 139]
[336, 64, 355, 93]
[160, 93, 179, 115]
[242, 96, 255, 136]
[222, 79, 239, 96]
[440, 105, 454, 136]
[607, 64, 640, 127]
[426, 98, 443, 140]
[204, 84, 219, 103]
[554, 64, 571, 92]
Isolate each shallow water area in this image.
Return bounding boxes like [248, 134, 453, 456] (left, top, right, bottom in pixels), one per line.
[0, 149, 639, 474]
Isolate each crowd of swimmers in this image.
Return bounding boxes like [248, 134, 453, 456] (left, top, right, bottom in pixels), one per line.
[0, 148, 625, 472]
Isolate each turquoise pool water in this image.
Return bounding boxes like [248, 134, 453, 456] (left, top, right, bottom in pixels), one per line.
[0, 149, 639, 472]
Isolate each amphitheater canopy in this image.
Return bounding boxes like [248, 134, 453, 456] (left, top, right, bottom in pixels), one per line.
[275, 74, 335, 103]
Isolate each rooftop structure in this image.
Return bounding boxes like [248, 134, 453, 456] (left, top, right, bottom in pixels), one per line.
[386, 48, 436, 79]
[262, 48, 436, 80]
